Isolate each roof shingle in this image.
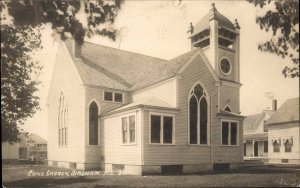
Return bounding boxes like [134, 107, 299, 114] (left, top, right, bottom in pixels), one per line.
[266, 97, 299, 125]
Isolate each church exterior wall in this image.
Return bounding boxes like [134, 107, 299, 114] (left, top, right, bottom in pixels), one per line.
[268, 122, 300, 164]
[142, 55, 216, 169]
[132, 78, 177, 107]
[83, 86, 131, 169]
[101, 109, 142, 174]
[219, 85, 240, 113]
[47, 42, 85, 168]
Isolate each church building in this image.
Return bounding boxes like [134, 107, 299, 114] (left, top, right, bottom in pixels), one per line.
[47, 4, 245, 175]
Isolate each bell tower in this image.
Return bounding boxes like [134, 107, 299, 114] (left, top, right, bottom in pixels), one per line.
[188, 3, 241, 83]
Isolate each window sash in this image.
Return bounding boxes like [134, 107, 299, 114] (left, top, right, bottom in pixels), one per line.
[221, 121, 238, 146]
[104, 91, 113, 101]
[129, 116, 135, 143]
[150, 115, 173, 144]
[122, 117, 128, 144]
[264, 141, 268, 153]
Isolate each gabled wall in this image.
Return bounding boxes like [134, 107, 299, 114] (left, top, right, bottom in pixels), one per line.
[132, 79, 177, 107]
[47, 42, 85, 168]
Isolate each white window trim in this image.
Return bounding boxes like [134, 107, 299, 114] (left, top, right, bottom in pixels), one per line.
[58, 92, 68, 148]
[103, 90, 124, 103]
[187, 82, 210, 146]
[219, 57, 232, 76]
[87, 100, 101, 146]
[220, 119, 239, 146]
[149, 112, 175, 145]
[121, 114, 137, 146]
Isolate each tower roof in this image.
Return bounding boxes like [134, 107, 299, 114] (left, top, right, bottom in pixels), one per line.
[191, 3, 235, 37]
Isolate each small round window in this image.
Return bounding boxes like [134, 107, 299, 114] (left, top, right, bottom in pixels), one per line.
[220, 58, 231, 75]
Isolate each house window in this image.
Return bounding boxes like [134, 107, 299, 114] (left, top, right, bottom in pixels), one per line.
[114, 93, 123, 103]
[89, 102, 99, 145]
[264, 141, 268, 153]
[189, 84, 208, 145]
[104, 91, 123, 103]
[122, 117, 128, 144]
[104, 91, 113, 101]
[284, 139, 292, 152]
[221, 121, 238, 146]
[58, 92, 68, 147]
[129, 116, 135, 143]
[122, 115, 136, 144]
[273, 140, 280, 152]
[150, 114, 174, 144]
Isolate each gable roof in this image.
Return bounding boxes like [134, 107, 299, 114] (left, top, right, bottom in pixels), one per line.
[243, 113, 263, 131]
[18, 133, 47, 147]
[101, 97, 179, 117]
[64, 39, 213, 91]
[266, 97, 299, 125]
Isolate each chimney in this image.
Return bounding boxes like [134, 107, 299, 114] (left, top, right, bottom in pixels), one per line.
[272, 99, 277, 111]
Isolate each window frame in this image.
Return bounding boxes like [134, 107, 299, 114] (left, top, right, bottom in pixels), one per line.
[284, 141, 292, 153]
[263, 141, 268, 153]
[87, 101, 100, 146]
[220, 119, 239, 146]
[219, 57, 232, 76]
[121, 115, 136, 145]
[149, 112, 175, 145]
[58, 92, 68, 148]
[188, 83, 210, 146]
[103, 91, 123, 103]
[273, 141, 280, 152]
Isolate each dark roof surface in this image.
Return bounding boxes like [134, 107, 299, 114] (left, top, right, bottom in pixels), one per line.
[64, 39, 200, 91]
[244, 113, 262, 131]
[266, 97, 299, 125]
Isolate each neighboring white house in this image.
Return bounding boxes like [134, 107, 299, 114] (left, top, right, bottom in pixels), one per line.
[47, 4, 245, 175]
[243, 100, 276, 159]
[266, 97, 300, 164]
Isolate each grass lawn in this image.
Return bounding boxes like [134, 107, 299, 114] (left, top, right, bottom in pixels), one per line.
[2, 164, 300, 187]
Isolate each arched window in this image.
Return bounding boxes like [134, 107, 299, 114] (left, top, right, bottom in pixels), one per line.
[58, 92, 68, 147]
[189, 84, 208, 144]
[89, 102, 99, 145]
[224, 106, 231, 112]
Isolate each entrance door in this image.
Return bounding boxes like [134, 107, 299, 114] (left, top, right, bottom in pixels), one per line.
[254, 141, 258, 157]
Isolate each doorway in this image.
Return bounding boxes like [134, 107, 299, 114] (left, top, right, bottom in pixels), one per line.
[254, 141, 258, 157]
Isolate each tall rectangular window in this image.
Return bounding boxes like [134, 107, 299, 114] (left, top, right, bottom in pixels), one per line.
[230, 123, 237, 145]
[264, 141, 268, 153]
[151, 115, 161, 143]
[222, 122, 229, 145]
[150, 114, 174, 144]
[222, 121, 238, 146]
[273, 142, 280, 152]
[129, 116, 135, 143]
[163, 116, 173, 144]
[122, 117, 128, 144]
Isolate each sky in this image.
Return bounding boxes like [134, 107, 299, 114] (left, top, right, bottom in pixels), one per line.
[22, 0, 299, 139]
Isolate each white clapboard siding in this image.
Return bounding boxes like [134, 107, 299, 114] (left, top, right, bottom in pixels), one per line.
[132, 79, 177, 107]
[47, 42, 85, 163]
[102, 110, 142, 165]
[268, 123, 299, 160]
